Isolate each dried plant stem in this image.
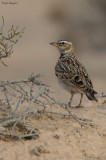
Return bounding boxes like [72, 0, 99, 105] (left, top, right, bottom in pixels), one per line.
[0, 131, 39, 139]
[11, 88, 46, 132]
[0, 16, 25, 65]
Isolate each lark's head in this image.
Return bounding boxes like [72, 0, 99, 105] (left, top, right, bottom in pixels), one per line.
[50, 40, 74, 54]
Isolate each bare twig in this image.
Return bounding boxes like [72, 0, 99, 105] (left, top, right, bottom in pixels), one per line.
[0, 16, 25, 65]
[0, 131, 39, 139]
[0, 74, 47, 87]
[3, 86, 11, 109]
[12, 94, 24, 117]
[11, 88, 46, 132]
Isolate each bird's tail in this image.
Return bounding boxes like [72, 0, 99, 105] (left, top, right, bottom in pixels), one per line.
[85, 89, 98, 102]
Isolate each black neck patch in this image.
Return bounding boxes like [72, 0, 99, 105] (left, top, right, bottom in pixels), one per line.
[59, 53, 65, 59]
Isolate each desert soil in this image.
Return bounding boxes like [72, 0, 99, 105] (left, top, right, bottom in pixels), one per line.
[0, 97, 106, 160]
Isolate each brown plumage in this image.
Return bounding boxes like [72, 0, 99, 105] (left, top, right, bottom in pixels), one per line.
[50, 40, 98, 108]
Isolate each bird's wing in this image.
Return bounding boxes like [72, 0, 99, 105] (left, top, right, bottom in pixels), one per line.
[55, 56, 94, 92]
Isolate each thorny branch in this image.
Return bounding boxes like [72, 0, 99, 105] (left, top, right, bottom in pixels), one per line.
[0, 16, 25, 66]
[0, 73, 96, 139]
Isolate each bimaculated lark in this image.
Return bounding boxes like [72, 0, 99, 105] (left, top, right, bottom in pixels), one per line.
[50, 40, 98, 108]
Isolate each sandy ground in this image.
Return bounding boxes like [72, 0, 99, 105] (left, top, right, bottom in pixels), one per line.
[0, 97, 106, 160]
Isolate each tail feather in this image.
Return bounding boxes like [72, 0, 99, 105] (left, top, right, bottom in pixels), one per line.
[86, 90, 98, 102]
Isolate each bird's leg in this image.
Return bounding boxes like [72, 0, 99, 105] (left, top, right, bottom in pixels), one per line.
[76, 93, 83, 108]
[68, 92, 74, 108]
[79, 93, 83, 106]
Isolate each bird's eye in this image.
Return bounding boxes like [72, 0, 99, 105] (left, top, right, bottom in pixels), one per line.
[61, 42, 65, 45]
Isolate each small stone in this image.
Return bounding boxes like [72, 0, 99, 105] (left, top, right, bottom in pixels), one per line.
[32, 145, 49, 156]
[54, 134, 60, 139]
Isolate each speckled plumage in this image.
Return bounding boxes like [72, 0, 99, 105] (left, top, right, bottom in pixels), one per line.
[50, 40, 97, 107]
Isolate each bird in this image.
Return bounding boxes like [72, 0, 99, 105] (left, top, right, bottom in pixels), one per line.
[50, 40, 98, 108]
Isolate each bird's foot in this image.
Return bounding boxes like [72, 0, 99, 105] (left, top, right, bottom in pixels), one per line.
[68, 102, 74, 108]
[68, 102, 84, 108]
[75, 105, 84, 108]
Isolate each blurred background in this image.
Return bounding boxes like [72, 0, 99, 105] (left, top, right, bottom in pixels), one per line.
[0, 0, 106, 102]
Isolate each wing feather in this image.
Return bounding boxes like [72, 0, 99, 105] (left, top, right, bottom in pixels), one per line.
[55, 56, 93, 92]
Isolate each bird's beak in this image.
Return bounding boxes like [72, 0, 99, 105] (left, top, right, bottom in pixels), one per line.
[49, 42, 58, 47]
